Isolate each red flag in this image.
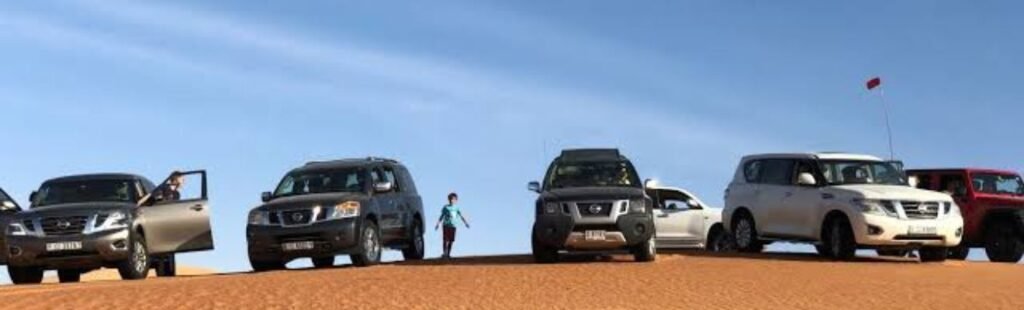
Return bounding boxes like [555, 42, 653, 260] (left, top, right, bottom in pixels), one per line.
[866, 77, 881, 90]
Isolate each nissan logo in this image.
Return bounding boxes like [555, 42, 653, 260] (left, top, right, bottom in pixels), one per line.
[588, 204, 603, 214]
[57, 220, 71, 229]
[291, 212, 305, 222]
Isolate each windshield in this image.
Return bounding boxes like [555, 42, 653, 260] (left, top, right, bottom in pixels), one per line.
[819, 160, 906, 186]
[0, 189, 11, 203]
[34, 179, 139, 207]
[274, 168, 367, 197]
[972, 173, 1024, 196]
[546, 161, 641, 189]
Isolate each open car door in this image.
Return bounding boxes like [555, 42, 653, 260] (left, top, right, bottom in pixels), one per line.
[0, 187, 22, 264]
[139, 170, 215, 254]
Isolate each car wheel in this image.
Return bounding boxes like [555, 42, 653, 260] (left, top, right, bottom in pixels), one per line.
[823, 217, 856, 261]
[350, 221, 382, 267]
[985, 223, 1024, 263]
[312, 256, 335, 268]
[155, 254, 177, 277]
[249, 258, 285, 272]
[707, 228, 734, 253]
[732, 213, 763, 253]
[633, 237, 657, 262]
[531, 233, 559, 264]
[57, 269, 81, 283]
[876, 249, 910, 257]
[815, 244, 831, 258]
[8, 266, 44, 285]
[401, 222, 425, 261]
[919, 247, 948, 262]
[947, 244, 970, 260]
[117, 235, 150, 280]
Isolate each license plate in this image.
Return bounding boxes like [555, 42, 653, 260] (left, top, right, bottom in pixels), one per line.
[46, 241, 82, 252]
[908, 226, 937, 235]
[585, 230, 606, 241]
[282, 241, 315, 251]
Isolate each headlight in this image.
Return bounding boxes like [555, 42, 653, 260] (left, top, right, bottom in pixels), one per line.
[628, 199, 646, 213]
[86, 210, 129, 234]
[248, 210, 268, 225]
[543, 202, 560, 214]
[326, 201, 360, 219]
[852, 199, 898, 217]
[7, 222, 28, 236]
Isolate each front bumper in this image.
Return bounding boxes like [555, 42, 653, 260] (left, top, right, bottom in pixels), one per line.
[852, 213, 963, 248]
[533, 213, 654, 251]
[5, 228, 131, 269]
[246, 218, 360, 261]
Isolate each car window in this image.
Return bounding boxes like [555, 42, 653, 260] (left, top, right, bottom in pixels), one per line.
[34, 179, 139, 207]
[938, 174, 967, 196]
[383, 166, 401, 192]
[370, 168, 382, 184]
[744, 160, 762, 183]
[273, 168, 366, 198]
[792, 160, 817, 185]
[761, 159, 795, 185]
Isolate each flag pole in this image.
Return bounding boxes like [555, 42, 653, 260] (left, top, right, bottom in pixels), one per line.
[878, 88, 895, 161]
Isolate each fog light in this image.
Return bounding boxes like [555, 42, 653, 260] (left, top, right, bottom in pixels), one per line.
[112, 239, 128, 250]
[9, 246, 22, 256]
[867, 225, 883, 236]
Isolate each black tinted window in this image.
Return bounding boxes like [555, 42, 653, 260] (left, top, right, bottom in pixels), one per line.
[761, 159, 795, 185]
[383, 167, 401, 192]
[744, 160, 762, 183]
[35, 179, 139, 207]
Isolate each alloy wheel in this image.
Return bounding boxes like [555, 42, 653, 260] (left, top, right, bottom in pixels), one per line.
[735, 219, 753, 248]
[133, 240, 148, 274]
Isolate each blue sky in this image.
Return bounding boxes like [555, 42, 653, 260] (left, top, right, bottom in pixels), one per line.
[1, 1, 1022, 281]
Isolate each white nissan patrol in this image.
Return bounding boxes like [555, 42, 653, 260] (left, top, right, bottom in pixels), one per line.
[723, 153, 963, 262]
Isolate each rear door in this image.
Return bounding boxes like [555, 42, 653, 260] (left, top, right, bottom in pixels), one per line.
[781, 160, 824, 238]
[0, 187, 22, 264]
[369, 167, 398, 240]
[139, 170, 214, 254]
[380, 165, 406, 241]
[757, 159, 796, 236]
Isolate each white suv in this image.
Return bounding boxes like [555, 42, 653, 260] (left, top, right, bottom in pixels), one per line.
[723, 153, 963, 262]
[647, 184, 731, 252]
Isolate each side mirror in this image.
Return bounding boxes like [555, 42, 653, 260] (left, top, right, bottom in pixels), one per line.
[374, 181, 393, 193]
[0, 201, 18, 212]
[644, 178, 656, 189]
[686, 199, 701, 209]
[261, 191, 272, 202]
[797, 173, 817, 186]
[527, 181, 541, 193]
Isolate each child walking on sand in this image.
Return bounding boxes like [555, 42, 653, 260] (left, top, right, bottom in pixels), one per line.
[435, 192, 470, 259]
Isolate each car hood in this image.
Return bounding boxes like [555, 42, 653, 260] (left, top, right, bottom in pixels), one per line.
[17, 202, 135, 218]
[257, 192, 369, 211]
[540, 187, 646, 202]
[827, 185, 952, 201]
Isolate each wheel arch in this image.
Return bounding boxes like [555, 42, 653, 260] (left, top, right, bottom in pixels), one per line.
[819, 209, 851, 241]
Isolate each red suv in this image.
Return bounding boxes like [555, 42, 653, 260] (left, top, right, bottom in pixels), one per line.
[906, 168, 1024, 262]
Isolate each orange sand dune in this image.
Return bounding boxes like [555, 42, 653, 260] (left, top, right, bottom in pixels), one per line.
[2, 252, 1022, 309]
[41, 266, 217, 283]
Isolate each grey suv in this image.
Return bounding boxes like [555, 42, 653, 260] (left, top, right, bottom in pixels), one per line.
[4, 171, 214, 284]
[246, 157, 425, 271]
[528, 149, 657, 263]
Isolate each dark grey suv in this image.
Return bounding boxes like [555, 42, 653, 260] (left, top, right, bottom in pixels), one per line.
[246, 157, 425, 271]
[529, 149, 657, 263]
[4, 171, 214, 284]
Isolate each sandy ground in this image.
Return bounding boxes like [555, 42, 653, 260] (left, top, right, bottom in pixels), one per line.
[1, 252, 1022, 310]
[40, 266, 217, 283]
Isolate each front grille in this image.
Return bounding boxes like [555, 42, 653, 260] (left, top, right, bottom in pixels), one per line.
[901, 201, 940, 219]
[269, 212, 281, 225]
[576, 203, 613, 217]
[280, 210, 314, 226]
[40, 216, 88, 236]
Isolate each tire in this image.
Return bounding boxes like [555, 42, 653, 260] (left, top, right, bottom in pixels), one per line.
[876, 249, 910, 257]
[250, 258, 285, 272]
[8, 266, 44, 285]
[401, 222, 425, 261]
[312, 256, 335, 268]
[919, 247, 948, 262]
[57, 269, 81, 283]
[822, 217, 856, 261]
[350, 221, 382, 267]
[732, 213, 763, 253]
[707, 228, 734, 253]
[155, 254, 177, 277]
[984, 223, 1024, 263]
[815, 244, 831, 258]
[633, 237, 657, 262]
[531, 233, 559, 264]
[947, 244, 970, 260]
[117, 235, 150, 280]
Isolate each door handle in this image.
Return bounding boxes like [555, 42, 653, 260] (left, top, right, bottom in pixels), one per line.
[190, 204, 205, 211]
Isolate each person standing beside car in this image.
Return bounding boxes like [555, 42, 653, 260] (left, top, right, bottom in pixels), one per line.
[435, 192, 470, 260]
